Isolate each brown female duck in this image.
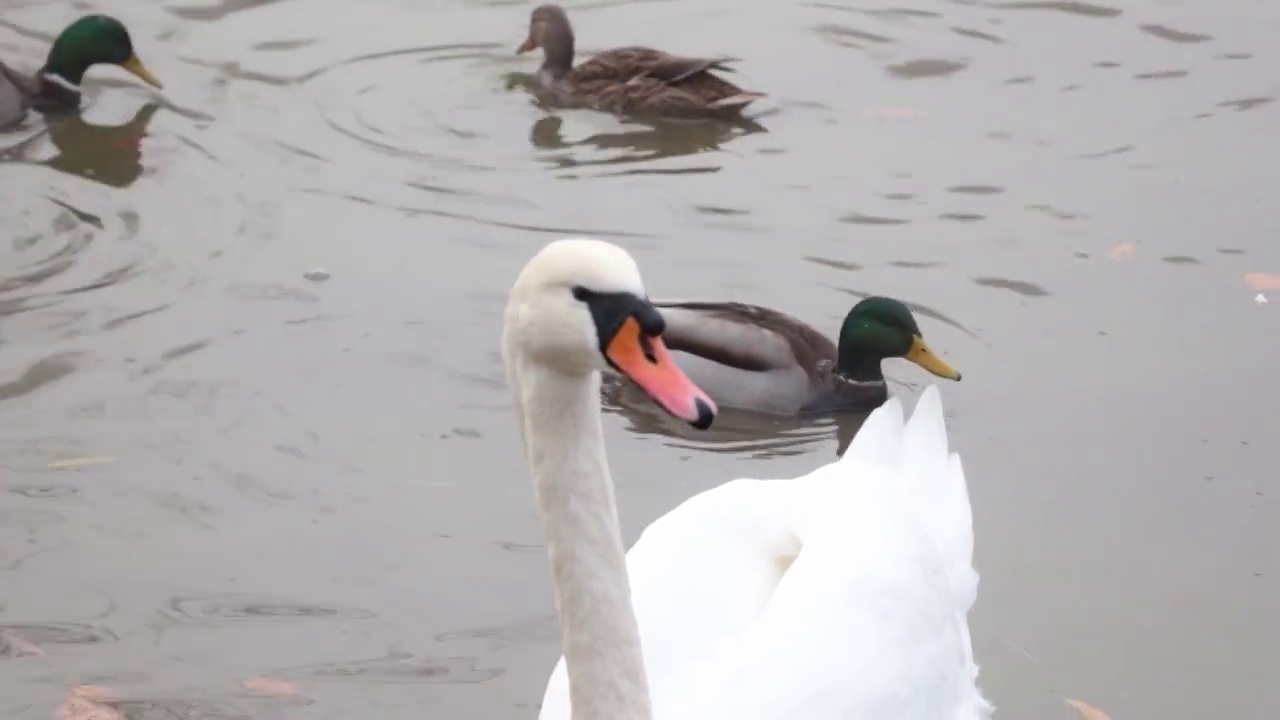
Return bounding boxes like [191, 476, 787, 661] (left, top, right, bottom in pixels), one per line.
[515, 4, 763, 120]
[649, 296, 962, 416]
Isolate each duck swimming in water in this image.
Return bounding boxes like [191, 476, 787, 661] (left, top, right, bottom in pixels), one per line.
[645, 296, 962, 416]
[0, 14, 162, 128]
[515, 4, 763, 121]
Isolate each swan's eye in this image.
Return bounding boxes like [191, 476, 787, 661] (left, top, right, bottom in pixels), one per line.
[571, 287, 665, 355]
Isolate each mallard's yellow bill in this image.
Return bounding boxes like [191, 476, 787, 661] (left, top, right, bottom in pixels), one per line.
[121, 54, 162, 89]
[906, 336, 962, 381]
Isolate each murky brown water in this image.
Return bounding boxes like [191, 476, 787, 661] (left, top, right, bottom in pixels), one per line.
[2, 0, 1277, 717]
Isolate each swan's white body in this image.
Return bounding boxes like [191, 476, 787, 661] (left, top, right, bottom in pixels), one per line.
[505, 238, 991, 720]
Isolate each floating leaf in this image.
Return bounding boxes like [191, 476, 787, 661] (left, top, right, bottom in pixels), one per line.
[999, 636, 1038, 664]
[56, 686, 125, 720]
[242, 676, 302, 698]
[1109, 242, 1137, 261]
[1244, 272, 1280, 290]
[1064, 697, 1111, 720]
[47, 457, 115, 470]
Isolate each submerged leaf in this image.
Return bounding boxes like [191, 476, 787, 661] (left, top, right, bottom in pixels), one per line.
[56, 686, 125, 720]
[1244, 272, 1280, 290]
[242, 676, 302, 698]
[47, 457, 115, 470]
[1064, 697, 1111, 720]
[1108, 242, 1137, 261]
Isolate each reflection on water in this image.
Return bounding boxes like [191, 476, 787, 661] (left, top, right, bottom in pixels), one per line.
[528, 113, 766, 174]
[272, 651, 504, 685]
[602, 374, 872, 459]
[1, 103, 158, 188]
[43, 104, 159, 187]
[158, 594, 376, 626]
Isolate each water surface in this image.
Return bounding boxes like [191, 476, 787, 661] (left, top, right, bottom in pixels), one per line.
[2, 0, 1277, 717]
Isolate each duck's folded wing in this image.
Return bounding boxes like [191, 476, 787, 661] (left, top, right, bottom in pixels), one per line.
[570, 47, 738, 85]
[655, 301, 825, 372]
[0, 62, 37, 96]
[0, 62, 38, 122]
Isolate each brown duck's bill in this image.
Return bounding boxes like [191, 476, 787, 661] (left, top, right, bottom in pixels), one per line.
[905, 335, 962, 381]
[606, 316, 716, 429]
[121, 54, 163, 89]
[516, 35, 538, 54]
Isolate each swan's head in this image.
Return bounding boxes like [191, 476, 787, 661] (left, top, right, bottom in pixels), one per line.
[505, 238, 717, 430]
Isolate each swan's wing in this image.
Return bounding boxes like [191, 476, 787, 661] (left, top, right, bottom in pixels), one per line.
[541, 387, 990, 720]
[671, 491, 983, 720]
[675, 387, 990, 720]
[540, 477, 814, 720]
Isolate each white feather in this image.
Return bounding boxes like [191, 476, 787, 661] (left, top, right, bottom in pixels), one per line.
[539, 385, 991, 719]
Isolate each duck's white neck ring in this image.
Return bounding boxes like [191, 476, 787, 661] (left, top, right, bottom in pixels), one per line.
[41, 72, 81, 92]
[832, 372, 887, 388]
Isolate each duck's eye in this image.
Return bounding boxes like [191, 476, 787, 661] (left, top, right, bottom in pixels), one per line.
[572, 286, 589, 302]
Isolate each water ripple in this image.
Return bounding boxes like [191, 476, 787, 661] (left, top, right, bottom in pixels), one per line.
[0, 622, 117, 655]
[160, 594, 376, 625]
[273, 651, 503, 685]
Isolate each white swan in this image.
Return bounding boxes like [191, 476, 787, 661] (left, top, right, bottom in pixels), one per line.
[503, 237, 992, 720]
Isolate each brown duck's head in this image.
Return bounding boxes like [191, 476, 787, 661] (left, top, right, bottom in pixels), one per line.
[517, 4, 574, 57]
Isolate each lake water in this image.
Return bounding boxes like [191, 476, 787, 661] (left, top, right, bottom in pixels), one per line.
[1, 0, 1277, 718]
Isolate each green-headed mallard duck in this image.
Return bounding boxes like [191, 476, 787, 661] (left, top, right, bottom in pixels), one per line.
[650, 296, 962, 415]
[515, 4, 764, 121]
[0, 14, 162, 128]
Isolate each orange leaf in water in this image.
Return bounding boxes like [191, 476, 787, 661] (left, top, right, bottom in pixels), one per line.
[239, 671, 303, 702]
[56, 686, 125, 720]
[998, 636, 1038, 664]
[1109, 242, 1137, 261]
[1064, 697, 1111, 720]
[1244, 273, 1280, 290]
[242, 676, 302, 698]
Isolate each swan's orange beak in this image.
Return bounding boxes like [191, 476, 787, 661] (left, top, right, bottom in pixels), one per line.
[606, 317, 716, 429]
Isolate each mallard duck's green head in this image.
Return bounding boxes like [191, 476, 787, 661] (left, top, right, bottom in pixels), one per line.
[43, 15, 162, 89]
[835, 297, 961, 383]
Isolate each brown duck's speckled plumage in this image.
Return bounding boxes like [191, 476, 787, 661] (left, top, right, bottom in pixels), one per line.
[518, 5, 764, 121]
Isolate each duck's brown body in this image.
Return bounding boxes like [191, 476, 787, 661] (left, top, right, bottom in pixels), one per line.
[518, 5, 763, 121]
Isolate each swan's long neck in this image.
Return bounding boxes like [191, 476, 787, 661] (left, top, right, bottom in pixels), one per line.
[513, 361, 652, 720]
